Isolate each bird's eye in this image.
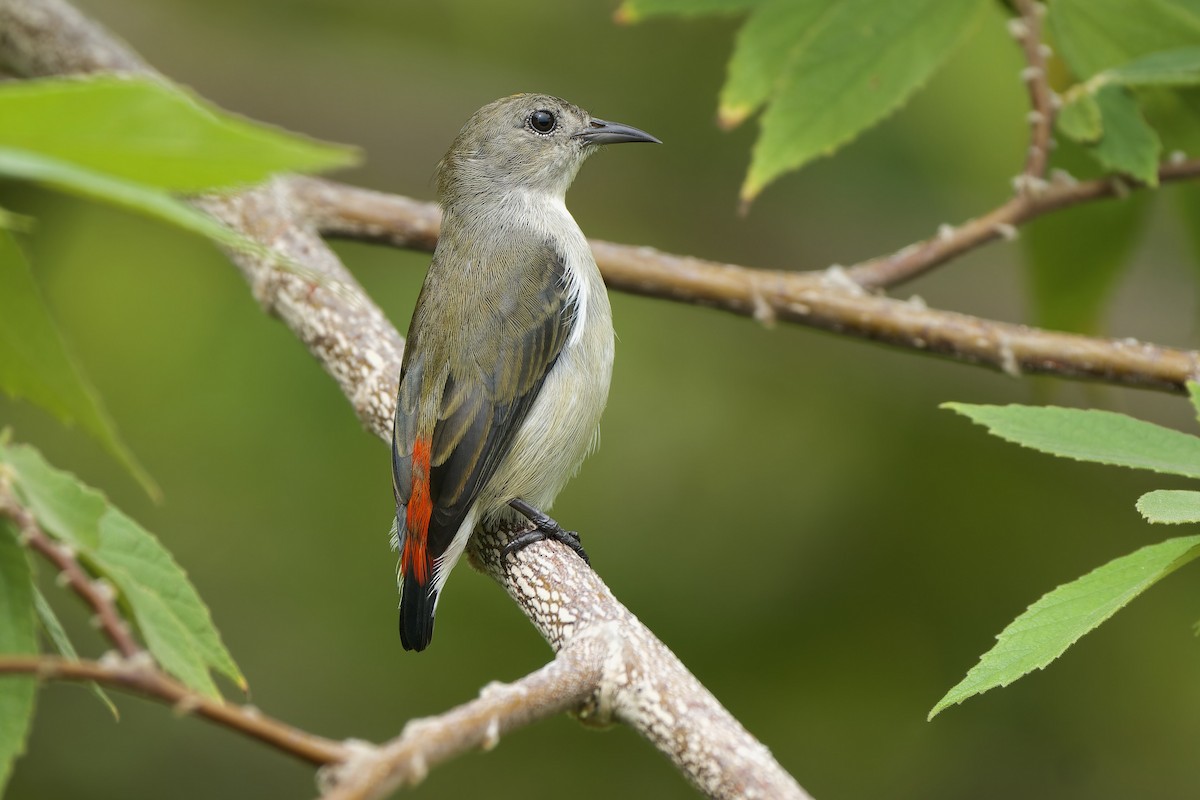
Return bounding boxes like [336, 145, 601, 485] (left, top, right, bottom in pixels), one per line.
[528, 109, 556, 134]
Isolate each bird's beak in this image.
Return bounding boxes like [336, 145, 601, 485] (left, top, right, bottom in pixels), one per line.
[575, 118, 661, 145]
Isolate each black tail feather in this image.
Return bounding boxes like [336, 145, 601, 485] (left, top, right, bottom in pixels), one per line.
[399, 572, 437, 652]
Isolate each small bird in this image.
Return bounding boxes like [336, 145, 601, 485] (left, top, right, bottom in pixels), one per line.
[391, 94, 659, 651]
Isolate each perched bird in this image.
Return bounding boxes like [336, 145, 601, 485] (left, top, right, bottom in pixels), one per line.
[391, 94, 659, 651]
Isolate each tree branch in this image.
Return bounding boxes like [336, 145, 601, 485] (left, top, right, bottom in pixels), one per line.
[0, 655, 350, 765]
[290, 172, 1200, 393]
[0, 1, 812, 798]
[0, 472, 141, 658]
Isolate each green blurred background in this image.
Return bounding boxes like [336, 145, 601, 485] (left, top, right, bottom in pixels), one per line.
[5, 1, 1200, 798]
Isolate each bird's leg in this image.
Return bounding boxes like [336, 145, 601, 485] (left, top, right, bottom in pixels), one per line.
[503, 498, 590, 566]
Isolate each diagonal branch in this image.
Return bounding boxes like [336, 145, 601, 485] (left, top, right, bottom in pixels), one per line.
[0, 1, 812, 798]
[0, 655, 350, 765]
[0, 472, 141, 658]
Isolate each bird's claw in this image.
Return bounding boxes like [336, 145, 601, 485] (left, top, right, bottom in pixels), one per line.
[504, 498, 591, 566]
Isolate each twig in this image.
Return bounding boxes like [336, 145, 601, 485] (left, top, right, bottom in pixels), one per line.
[1012, 0, 1054, 187]
[0, 655, 350, 765]
[0, 472, 141, 657]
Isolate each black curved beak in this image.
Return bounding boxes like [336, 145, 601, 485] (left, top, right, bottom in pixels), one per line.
[575, 118, 661, 145]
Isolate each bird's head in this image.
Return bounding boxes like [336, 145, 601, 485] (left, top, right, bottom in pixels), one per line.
[436, 93, 659, 204]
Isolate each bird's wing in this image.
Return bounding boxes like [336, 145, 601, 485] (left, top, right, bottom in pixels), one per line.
[392, 240, 574, 582]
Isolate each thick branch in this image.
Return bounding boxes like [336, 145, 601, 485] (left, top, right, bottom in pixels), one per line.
[0, 655, 350, 765]
[0, 1, 810, 797]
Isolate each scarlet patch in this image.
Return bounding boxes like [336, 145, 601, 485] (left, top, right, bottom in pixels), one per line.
[402, 437, 433, 585]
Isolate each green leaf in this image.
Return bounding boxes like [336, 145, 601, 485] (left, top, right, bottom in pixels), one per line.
[734, 0, 986, 202]
[0, 76, 357, 192]
[1057, 93, 1103, 143]
[1188, 381, 1200, 425]
[1137, 490, 1200, 523]
[0, 230, 156, 498]
[1022, 142, 1149, 333]
[1088, 85, 1162, 185]
[717, 0, 837, 129]
[0, 522, 38, 794]
[0, 442, 244, 697]
[930, 535, 1200, 718]
[1101, 46, 1200, 87]
[0, 147, 263, 256]
[33, 590, 118, 719]
[1049, 0, 1200, 79]
[942, 403, 1200, 478]
[0, 207, 35, 233]
[616, 0, 762, 22]
[0, 438, 104, 551]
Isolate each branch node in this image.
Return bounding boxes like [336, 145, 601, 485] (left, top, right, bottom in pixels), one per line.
[481, 716, 501, 751]
[936, 223, 955, 241]
[1170, 150, 1188, 165]
[172, 693, 203, 717]
[991, 222, 1019, 242]
[1020, 65, 1043, 82]
[998, 334, 1021, 378]
[820, 264, 865, 295]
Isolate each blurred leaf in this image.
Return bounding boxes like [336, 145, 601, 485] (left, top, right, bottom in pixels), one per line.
[1100, 46, 1200, 87]
[1190, 381, 1200, 422]
[0, 230, 156, 498]
[1138, 490, 1200, 523]
[1049, 0, 1200, 79]
[1022, 142, 1149, 333]
[33, 589, 118, 719]
[736, 0, 985, 202]
[0, 147, 263, 257]
[1178, 184, 1200, 299]
[930, 535, 1200, 718]
[1088, 85, 1162, 185]
[1056, 93, 1102, 143]
[616, 0, 762, 22]
[0, 443, 244, 697]
[0, 522, 37, 795]
[942, 403, 1200, 477]
[0, 207, 34, 233]
[0, 76, 357, 192]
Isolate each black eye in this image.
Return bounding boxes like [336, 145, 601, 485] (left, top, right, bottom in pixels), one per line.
[528, 109, 556, 134]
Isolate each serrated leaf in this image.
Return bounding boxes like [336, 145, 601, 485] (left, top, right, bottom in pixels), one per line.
[0, 76, 357, 192]
[0, 230, 156, 498]
[0, 522, 38, 794]
[942, 403, 1200, 477]
[33, 589, 118, 719]
[738, 0, 986, 202]
[0, 438, 103, 551]
[0, 442, 243, 697]
[1022, 141, 1149, 333]
[1088, 85, 1162, 185]
[0, 147, 263, 257]
[1049, 0, 1200, 79]
[1101, 46, 1200, 87]
[717, 0, 835, 129]
[616, 0, 762, 23]
[930, 535, 1200, 718]
[1137, 490, 1200, 523]
[1056, 93, 1103, 143]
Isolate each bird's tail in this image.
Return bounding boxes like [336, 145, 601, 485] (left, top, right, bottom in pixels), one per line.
[399, 570, 437, 652]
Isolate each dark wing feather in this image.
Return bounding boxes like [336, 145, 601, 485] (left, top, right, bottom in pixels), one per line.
[392, 238, 573, 560]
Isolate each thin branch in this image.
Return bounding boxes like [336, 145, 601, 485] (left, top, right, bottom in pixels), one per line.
[1012, 0, 1054, 187]
[0, 472, 141, 658]
[0, 655, 350, 765]
[291, 171, 1200, 393]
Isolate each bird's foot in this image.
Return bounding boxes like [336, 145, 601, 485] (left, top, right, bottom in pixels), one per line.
[504, 498, 590, 566]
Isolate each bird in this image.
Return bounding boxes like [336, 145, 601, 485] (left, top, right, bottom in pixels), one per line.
[390, 93, 659, 651]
